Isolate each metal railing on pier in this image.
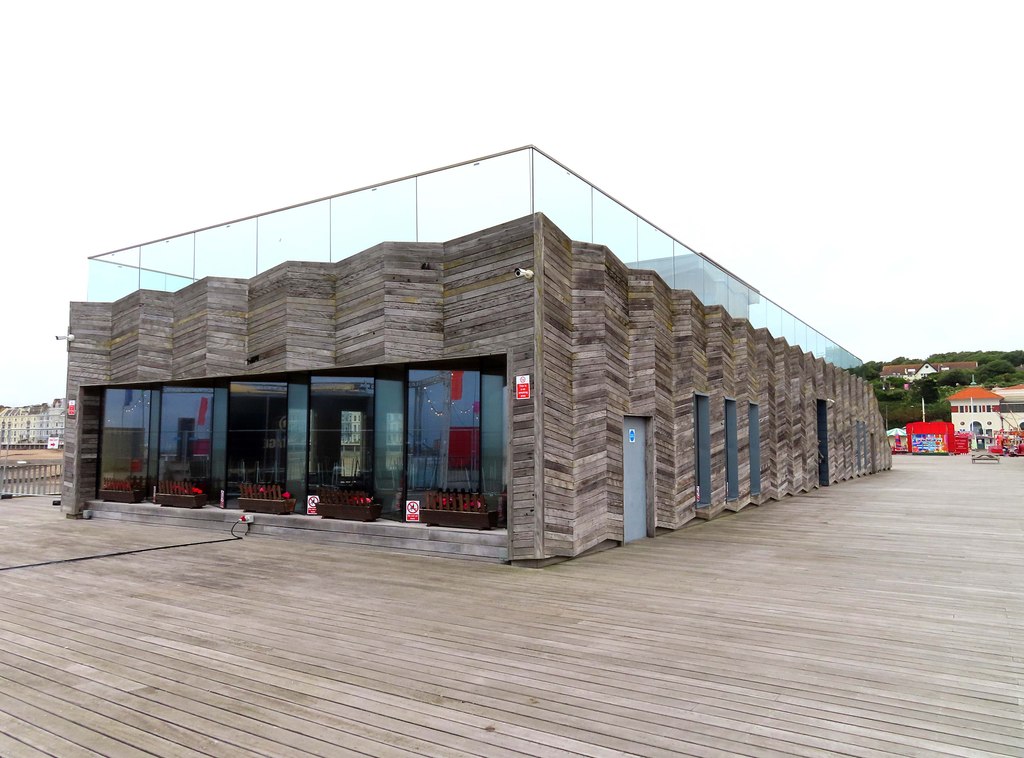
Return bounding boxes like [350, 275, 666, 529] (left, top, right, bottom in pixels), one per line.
[1, 463, 62, 496]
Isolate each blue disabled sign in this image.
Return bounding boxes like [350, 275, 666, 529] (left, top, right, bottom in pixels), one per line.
[628, 428, 636, 443]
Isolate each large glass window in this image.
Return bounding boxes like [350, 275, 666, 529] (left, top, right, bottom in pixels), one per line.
[308, 376, 374, 496]
[374, 369, 405, 519]
[227, 382, 288, 496]
[480, 366, 507, 527]
[407, 368, 481, 510]
[158, 387, 214, 494]
[100, 388, 151, 490]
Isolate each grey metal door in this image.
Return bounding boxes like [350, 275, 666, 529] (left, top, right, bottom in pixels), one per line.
[725, 399, 738, 501]
[694, 395, 711, 505]
[816, 399, 830, 486]
[623, 417, 648, 542]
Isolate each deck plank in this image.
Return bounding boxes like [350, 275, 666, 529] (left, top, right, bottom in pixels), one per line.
[1, 455, 1022, 756]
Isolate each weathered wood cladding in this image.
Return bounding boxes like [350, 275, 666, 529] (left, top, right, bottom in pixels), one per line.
[62, 302, 114, 515]
[64, 213, 890, 563]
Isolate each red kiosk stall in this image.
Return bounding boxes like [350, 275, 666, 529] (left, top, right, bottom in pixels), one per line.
[905, 421, 955, 455]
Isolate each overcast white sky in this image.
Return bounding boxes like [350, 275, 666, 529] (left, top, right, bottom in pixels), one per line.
[2, 1, 1021, 406]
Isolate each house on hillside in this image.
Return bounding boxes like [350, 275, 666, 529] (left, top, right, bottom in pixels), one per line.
[881, 361, 978, 382]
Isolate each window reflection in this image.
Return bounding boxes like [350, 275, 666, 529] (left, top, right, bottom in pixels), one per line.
[373, 370, 405, 519]
[227, 382, 288, 496]
[407, 369, 481, 506]
[100, 388, 151, 489]
[158, 387, 214, 493]
[308, 376, 374, 495]
[480, 369, 507, 526]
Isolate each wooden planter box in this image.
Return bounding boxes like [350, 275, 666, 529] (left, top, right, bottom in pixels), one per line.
[238, 497, 296, 515]
[421, 509, 498, 530]
[318, 502, 382, 522]
[98, 489, 147, 504]
[156, 493, 207, 508]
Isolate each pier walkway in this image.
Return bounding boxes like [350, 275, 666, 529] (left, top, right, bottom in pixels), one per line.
[0, 456, 1021, 756]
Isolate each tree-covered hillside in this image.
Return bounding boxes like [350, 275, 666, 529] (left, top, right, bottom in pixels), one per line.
[847, 350, 1024, 428]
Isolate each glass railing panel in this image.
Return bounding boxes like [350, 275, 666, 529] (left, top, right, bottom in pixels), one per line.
[140, 269, 195, 293]
[593, 190, 637, 264]
[794, 320, 809, 354]
[195, 219, 257, 280]
[636, 219, 673, 284]
[417, 150, 531, 241]
[804, 328, 819, 358]
[727, 278, 750, 320]
[748, 292, 767, 330]
[257, 200, 330, 273]
[141, 234, 195, 279]
[88, 257, 140, 301]
[673, 245, 704, 300]
[532, 151, 592, 243]
[764, 299, 782, 337]
[331, 178, 416, 261]
[96, 247, 140, 267]
[780, 310, 796, 347]
[703, 261, 729, 307]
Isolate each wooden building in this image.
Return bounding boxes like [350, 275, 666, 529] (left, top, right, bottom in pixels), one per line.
[63, 211, 889, 565]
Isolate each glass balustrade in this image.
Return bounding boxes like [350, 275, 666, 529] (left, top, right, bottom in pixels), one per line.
[86, 147, 860, 367]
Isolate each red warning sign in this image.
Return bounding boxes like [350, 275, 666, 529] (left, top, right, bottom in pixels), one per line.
[515, 374, 531, 400]
[406, 500, 420, 522]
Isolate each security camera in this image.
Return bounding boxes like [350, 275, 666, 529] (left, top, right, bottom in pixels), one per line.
[514, 267, 535, 281]
[55, 334, 75, 342]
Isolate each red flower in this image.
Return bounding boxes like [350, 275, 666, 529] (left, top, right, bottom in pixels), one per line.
[282, 491, 291, 499]
[191, 487, 203, 495]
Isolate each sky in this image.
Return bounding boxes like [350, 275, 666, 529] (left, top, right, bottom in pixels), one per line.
[2, 1, 1022, 406]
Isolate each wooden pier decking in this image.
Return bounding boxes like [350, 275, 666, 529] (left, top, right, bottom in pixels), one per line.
[1, 455, 1022, 756]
